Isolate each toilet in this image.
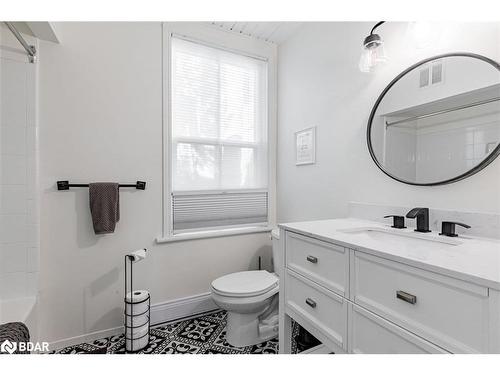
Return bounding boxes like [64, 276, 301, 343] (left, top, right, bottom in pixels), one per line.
[211, 229, 282, 347]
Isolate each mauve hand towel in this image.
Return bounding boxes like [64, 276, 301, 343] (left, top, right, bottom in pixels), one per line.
[89, 182, 120, 234]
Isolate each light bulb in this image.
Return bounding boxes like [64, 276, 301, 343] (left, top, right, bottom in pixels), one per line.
[359, 37, 387, 73]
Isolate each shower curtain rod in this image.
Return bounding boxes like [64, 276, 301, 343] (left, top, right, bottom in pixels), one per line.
[3, 22, 36, 63]
[385, 96, 500, 127]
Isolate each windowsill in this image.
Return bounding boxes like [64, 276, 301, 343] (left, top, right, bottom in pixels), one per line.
[156, 226, 273, 244]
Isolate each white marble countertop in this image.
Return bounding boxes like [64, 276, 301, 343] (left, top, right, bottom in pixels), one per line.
[279, 218, 500, 290]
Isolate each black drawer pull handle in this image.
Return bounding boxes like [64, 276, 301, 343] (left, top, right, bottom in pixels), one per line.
[305, 298, 317, 308]
[306, 255, 318, 264]
[396, 290, 417, 305]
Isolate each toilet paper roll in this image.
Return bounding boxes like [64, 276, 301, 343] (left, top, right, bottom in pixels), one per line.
[125, 323, 149, 340]
[125, 300, 149, 316]
[126, 334, 149, 352]
[125, 311, 149, 328]
[125, 290, 149, 303]
[127, 248, 147, 263]
[125, 290, 150, 316]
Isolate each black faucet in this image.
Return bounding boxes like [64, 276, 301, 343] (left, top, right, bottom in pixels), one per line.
[406, 207, 431, 233]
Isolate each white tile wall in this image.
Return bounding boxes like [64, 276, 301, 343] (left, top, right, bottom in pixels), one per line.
[0, 273, 27, 299]
[26, 224, 39, 247]
[0, 155, 27, 184]
[0, 53, 39, 301]
[0, 185, 27, 214]
[26, 247, 39, 272]
[0, 60, 27, 128]
[0, 125, 27, 155]
[0, 244, 27, 273]
[26, 199, 38, 224]
[26, 272, 38, 295]
[0, 215, 27, 243]
[415, 113, 499, 183]
[26, 127, 37, 156]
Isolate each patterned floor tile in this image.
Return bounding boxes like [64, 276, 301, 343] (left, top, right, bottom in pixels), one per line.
[249, 338, 279, 354]
[178, 318, 219, 343]
[52, 309, 302, 354]
[211, 328, 248, 353]
[158, 340, 201, 354]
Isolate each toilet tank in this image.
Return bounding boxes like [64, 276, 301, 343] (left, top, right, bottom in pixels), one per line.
[271, 228, 282, 278]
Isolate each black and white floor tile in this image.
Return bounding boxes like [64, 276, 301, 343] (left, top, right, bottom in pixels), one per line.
[52, 310, 300, 354]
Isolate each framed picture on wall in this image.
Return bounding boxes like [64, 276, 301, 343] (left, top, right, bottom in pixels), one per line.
[295, 127, 316, 165]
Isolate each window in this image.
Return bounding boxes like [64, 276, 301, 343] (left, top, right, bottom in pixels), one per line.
[169, 36, 269, 234]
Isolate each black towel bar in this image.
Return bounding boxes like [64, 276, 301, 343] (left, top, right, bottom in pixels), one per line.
[57, 181, 146, 190]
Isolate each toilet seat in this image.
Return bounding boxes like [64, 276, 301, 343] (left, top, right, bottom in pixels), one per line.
[211, 270, 278, 298]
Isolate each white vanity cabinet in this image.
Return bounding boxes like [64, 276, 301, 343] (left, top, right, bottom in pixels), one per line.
[348, 303, 447, 354]
[278, 222, 500, 354]
[351, 251, 490, 353]
[286, 232, 349, 297]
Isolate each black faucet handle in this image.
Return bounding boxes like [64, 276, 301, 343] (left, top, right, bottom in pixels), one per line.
[384, 215, 406, 229]
[439, 221, 471, 237]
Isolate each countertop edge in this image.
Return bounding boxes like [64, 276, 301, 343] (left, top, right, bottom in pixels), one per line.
[279, 223, 500, 291]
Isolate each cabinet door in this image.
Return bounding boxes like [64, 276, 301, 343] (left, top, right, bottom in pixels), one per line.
[285, 270, 348, 351]
[348, 303, 449, 354]
[286, 231, 348, 297]
[351, 251, 490, 353]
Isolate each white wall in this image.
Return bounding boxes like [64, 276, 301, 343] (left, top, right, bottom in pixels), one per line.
[38, 22, 272, 344]
[0, 24, 39, 303]
[277, 22, 500, 223]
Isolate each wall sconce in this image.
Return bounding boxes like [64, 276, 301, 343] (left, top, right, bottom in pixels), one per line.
[359, 21, 387, 73]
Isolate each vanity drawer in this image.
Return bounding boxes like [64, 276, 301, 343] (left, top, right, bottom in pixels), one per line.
[348, 303, 448, 354]
[285, 269, 348, 350]
[285, 231, 348, 297]
[351, 251, 490, 353]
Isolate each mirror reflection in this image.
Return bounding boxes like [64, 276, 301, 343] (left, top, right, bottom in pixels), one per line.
[369, 54, 500, 185]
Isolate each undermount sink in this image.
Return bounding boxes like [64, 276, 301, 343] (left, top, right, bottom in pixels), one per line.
[338, 227, 463, 246]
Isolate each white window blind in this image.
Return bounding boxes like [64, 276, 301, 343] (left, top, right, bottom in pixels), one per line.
[171, 36, 268, 233]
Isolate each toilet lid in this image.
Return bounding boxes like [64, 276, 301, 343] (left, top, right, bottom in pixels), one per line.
[211, 271, 279, 297]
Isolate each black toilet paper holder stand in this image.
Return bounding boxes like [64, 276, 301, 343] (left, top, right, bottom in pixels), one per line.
[124, 250, 150, 353]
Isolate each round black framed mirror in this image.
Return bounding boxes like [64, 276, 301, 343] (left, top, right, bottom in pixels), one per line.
[367, 53, 500, 186]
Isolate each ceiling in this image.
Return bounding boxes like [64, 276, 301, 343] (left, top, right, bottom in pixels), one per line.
[7, 22, 59, 43]
[8, 21, 297, 45]
[209, 22, 302, 44]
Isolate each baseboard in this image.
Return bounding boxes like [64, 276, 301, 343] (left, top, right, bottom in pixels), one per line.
[150, 292, 218, 326]
[48, 292, 217, 352]
[48, 325, 124, 352]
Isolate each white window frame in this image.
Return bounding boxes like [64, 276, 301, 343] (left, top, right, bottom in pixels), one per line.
[157, 23, 277, 243]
